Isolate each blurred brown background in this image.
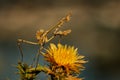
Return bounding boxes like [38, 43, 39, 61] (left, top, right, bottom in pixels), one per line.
[0, 0, 120, 80]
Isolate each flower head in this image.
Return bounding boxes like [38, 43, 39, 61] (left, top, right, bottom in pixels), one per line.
[65, 75, 83, 80]
[44, 43, 87, 74]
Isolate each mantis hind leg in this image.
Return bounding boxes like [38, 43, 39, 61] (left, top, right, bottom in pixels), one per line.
[17, 39, 39, 63]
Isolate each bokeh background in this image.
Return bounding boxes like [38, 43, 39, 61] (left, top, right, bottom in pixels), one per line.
[0, 0, 120, 80]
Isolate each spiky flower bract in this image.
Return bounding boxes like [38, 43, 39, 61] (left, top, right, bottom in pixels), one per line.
[44, 43, 87, 78]
[65, 75, 83, 80]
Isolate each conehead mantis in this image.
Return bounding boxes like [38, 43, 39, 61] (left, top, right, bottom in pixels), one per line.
[17, 13, 72, 68]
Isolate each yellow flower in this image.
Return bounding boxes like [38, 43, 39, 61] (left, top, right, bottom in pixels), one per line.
[65, 75, 83, 80]
[44, 43, 87, 74]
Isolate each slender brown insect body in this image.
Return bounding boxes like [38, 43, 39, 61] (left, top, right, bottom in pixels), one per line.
[17, 13, 72, 72]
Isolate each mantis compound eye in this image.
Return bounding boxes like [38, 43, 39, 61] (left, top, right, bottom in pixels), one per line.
[36, 29, 45, 40]
[39, 29, 45, 33]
